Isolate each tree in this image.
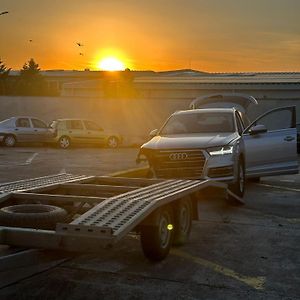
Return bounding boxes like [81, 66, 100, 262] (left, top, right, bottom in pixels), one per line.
[0, 59, 11, 94]
[18, 58, 46, 95]
[20, 58, 41, 78]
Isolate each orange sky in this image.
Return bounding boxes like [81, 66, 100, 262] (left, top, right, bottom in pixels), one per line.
[1, 0, 300, 72]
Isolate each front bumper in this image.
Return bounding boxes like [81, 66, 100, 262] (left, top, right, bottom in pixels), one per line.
[145, 148, 237, 184]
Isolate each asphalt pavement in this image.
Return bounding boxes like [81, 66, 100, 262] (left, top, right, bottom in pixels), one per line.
[0, 146, 299, 299]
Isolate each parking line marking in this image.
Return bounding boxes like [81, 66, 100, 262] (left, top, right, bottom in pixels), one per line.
[24, 153, 39, 165]
[171, 249, 266, 290]
[257, 183, 300, 193]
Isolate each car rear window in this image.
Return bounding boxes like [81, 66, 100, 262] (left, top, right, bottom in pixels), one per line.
[160, 112, 234, 135]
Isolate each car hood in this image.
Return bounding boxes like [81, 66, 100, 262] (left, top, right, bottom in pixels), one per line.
[141, 132, 238, 150]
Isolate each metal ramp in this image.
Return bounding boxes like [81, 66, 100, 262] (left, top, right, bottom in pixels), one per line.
[56, 178, 224, 243]
[0, 173, 93, 196]
[0, 174, 227, 256]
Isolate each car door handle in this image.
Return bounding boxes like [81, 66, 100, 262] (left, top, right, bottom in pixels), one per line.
[284, 136, 295, 142]
[34, 129, 38, 132]
[15, 128, 19, 131]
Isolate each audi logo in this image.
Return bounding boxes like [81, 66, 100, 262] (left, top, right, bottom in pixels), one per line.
[169, 153, 188, 160]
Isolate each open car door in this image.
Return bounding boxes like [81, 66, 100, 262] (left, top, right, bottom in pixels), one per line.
[242, 106, 298, 178]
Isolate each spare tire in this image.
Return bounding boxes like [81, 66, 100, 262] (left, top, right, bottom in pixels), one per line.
[0, 204, 67, 230]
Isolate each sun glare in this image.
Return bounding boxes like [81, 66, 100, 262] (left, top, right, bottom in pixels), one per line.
[98, 57, 125, 71]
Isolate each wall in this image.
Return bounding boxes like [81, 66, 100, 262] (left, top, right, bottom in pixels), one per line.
[0, 96, 299, 145]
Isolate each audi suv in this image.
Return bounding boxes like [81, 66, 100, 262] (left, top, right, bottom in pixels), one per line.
[137, 94, 298, 200]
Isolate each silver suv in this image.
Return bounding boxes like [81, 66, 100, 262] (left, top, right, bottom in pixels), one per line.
[137, 94, 298, 200]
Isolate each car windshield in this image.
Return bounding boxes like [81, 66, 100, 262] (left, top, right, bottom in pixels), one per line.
[160, 112, 235, 135]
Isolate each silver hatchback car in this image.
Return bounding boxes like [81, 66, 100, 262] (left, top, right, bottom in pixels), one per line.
[0, 116, 53, 147]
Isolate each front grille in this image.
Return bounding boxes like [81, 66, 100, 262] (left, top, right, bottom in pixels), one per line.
[151, 149, 206, 179]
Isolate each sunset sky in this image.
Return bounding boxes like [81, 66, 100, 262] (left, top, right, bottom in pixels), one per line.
[1, 0, 299, 72]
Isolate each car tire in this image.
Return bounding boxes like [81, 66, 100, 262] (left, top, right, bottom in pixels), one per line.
[0, 204, 67, 230]
[172, 197, 192, 246]
[228, 159, 245, 204]
[58, 136, 71, 149]
[107, 136, 119, 148]
[140, 206, 174, 261]
[3, 135, 17, 147]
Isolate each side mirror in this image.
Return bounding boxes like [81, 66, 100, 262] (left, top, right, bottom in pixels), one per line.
[249, 124, 267, 135]
[149, 129, 158, 138]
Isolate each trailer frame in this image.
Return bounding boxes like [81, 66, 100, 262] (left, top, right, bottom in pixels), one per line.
[0, 173, 227, 260]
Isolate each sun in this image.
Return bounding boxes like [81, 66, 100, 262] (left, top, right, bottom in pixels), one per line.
[98, 57, 125, 71]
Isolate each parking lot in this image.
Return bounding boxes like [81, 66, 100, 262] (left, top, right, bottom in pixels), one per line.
[0, 146, 299, 299]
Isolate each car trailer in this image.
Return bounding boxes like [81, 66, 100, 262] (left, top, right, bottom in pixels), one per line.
[0, 173, 228, 261]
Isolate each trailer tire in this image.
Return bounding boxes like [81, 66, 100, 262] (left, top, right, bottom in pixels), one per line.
[140, 206, 174, 261]
[172, 197, 192, 246]
[0, 204, 67, 229]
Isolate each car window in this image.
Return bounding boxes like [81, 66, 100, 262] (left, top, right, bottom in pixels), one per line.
[83, 120, 102, 131]
[251, 108, 293, 132]
[31, 118, 47, 128]
[66, 120, 84, 130]
[16, 118, 31, 128]
[160, 112, 234, 135]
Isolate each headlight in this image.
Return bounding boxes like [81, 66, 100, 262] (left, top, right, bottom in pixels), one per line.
[207, 145, 233, 156]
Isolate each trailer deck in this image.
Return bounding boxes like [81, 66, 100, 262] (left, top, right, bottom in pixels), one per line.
[0, 173, 227, 260]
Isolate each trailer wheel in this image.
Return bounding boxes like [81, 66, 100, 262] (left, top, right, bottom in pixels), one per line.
[172, 197, 192, 246]
[0, 204, 67, 229]
[140, 206, 174, 261]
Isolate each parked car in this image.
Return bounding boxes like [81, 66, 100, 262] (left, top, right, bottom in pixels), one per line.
[0, 116, 53, 147]
[137, 94, 298, 200]
[49, 119, 122, 149]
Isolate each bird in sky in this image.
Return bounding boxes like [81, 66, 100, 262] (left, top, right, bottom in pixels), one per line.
[79, 53, 84, 56]
[29, 39, 33, 42]
[76, 42, 84, 47]
[0, 11, 9, 15]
